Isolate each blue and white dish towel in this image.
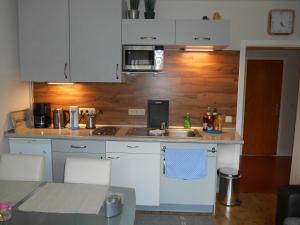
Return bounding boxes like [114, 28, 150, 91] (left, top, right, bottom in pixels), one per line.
[165, 149, 208, 179]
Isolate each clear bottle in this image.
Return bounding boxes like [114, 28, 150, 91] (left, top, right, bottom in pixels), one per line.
[184, 113, 191, 129]
[206, 107, 213, 131]
[202, 114, 208, 131]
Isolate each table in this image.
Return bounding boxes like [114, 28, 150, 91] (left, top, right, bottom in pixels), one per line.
[0, 181, 136, 225]
[0, 181, 41, 206]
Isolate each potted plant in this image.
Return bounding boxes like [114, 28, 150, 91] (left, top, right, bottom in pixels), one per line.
[128, 0, 140, 19]
[144, 0, 156, 19]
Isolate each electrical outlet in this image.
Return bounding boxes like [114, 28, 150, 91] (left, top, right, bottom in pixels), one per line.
[79, 108, 96, 115]
[135, 109, 145, 115]
[128, 109, 145, 116]
[225, 116, 233, 123]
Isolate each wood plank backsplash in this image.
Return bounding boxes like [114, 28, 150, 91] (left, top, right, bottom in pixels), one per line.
[34, 50, 239, 127]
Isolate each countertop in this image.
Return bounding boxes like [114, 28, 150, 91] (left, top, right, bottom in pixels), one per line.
[5, 123, 243, 144]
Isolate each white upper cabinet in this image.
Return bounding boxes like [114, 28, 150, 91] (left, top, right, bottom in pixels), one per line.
[18, 0, 122, 83]
[18, 0, 70, 82]
[122, 19, 175, 45]
[175, 20, 230, 49]
[70, 0, 122, 82]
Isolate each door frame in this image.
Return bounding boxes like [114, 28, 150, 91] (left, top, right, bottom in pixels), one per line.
[236, 40, 300, 183]
[245, 57, 286, 155]
[236, 40, 300, 136]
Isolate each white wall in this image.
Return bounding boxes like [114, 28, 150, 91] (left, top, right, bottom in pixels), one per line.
[155, 1, 300, 50]
[291, 80, 300, 184]
[0, 0, 30, 154]
[247, 50, 300, 156]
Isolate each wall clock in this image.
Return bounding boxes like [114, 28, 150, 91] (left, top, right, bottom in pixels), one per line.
[268, 9, 295, 35]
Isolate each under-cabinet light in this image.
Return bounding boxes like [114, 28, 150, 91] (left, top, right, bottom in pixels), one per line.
[183, 48, 214, 52]
[47, 83, 74, 85]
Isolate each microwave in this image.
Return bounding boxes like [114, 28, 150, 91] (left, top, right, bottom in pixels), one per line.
[122, 45, 164, 72]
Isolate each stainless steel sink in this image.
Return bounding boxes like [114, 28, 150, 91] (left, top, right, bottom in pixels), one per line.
[165, 129, 201, 137]
[125, 127, 201, 137]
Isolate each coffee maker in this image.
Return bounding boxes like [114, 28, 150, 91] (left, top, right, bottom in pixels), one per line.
[33, 103, 51, 128]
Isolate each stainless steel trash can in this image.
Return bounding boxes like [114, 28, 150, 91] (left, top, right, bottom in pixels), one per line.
[218, 167, 241, 206]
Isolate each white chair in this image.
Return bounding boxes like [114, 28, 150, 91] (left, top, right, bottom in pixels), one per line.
[0, 153, 45, 181]
[64, 157, 111, 185]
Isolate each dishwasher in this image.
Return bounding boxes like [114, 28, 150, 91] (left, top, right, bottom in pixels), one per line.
[160, 143, 217, 213]
[52, 140, 106, 182]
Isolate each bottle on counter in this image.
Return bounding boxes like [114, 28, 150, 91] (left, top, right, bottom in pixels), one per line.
[69, 106, 79, 130]
[184, 113, 191, 129]
[216, 114, 223, 131]
[206, 107, 213, 131]
[202, 114, 208, 131]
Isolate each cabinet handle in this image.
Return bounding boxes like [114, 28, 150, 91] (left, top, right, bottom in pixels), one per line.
[208, 147, 217, 153]
[194, 36, 211, 41]
[126, 145, 139, 148]
[140, 36, 157, 40]
[163, 158, 166, 174]
[64, 63, 68, 79]
[115, 64, 119, 80]
[70, 145, 87, 149]
[107, 156, 120, 160]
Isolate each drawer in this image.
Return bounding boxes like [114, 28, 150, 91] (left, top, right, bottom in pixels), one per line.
[106, 141, 160, 154]
[122, 19, 175, 45]
[52, 139, 105, 154]
[9, 138, 51, 145]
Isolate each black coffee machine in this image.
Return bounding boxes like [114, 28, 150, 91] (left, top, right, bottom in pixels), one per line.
[33, 103, 51, 128]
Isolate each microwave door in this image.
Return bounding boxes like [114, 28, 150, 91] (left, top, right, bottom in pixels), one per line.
[124, 50, 154, 71]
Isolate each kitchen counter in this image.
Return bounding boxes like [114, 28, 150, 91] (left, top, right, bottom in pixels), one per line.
[5, 122, 243, 144]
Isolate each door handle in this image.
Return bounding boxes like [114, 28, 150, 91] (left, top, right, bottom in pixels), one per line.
[64, 63, 68, 79]
[70, 145, 87, 149]
[194, 36, 211, 41]
[107, 156, 120, 160]
[207, 147, 217, 153]
[115, 64, 119, 80]
[126, 145, 139, 148]
[163, 158, 166, 174]
[140, 36, 157, 40]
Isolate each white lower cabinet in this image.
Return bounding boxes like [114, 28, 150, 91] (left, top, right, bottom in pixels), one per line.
[8, 138, 52, 182]
[52, 139, 106, 182]
[106, 141, 161, 206]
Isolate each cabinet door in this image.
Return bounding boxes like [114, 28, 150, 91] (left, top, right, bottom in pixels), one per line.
[175, 20, 230, 48]
[18, 0, 70, 82]
[122, 19, 175, 45]
[160, 143, 217, 207]
[70, 0, 122, 82]
[9, 138, 52, 182]
[107, 152, 160, 206]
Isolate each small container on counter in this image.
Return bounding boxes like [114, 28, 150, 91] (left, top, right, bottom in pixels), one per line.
[203, 107, 222, 132]
[0, 201, 12, 221]
[69, 106, 79, 130]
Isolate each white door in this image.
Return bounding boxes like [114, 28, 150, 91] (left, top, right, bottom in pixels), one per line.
[70, 0, 122, 82]
[18, 0, 70, 82]
[107, 152, 160, 206]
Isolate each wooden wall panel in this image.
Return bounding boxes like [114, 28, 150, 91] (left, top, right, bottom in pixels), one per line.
[34, 50, 239, 127]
